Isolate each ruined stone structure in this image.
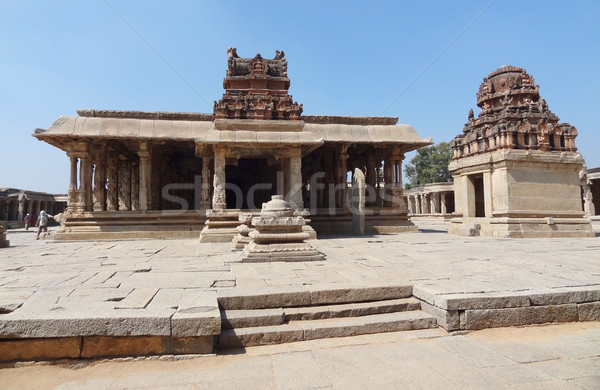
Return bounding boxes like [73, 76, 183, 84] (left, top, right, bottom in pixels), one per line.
[33, 49, 431, 240]
[404, 182, 455, 218]
[0, 188, 67, 229]
[449, 66, 593, 237]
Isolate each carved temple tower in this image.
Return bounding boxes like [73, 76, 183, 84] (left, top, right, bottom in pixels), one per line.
[449, 65, 593, 237]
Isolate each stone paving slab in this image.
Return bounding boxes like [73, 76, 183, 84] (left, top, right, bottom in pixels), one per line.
[0, 224, 599, 345]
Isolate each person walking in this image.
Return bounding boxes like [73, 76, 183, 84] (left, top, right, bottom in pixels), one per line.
[24, 213, 31, 230]
[36, 210, 53, 240]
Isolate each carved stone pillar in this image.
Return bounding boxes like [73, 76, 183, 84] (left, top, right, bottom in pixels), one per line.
[131, 161, 140, 211]
[201, 157, 213, 209]
[337, 147, 349, 211]
[288, 148, 303, 209]
[212, 147, 227, 210]
[118, 158, 132, 211]
[80, 152, 93, 212]
[69, 156, 78, 191]
[433, 192, 441, 214]
[138, 143, 150, 211]
[67, 154, 80, 212]
[383, 158, 393, 207]
[106, 151, 118, 211]
[441, 192, 448, 214]
[391, 154, 407, 213]
[17, 194, 25, 222]
[93, 146, 107, 211]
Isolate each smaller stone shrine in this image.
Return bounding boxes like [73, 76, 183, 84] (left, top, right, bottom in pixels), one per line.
[240, 195, 324, 262]
[449, 65, 593, 237]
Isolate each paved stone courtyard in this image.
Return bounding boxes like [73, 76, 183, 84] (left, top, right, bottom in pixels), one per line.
[0, 224, 599, 388]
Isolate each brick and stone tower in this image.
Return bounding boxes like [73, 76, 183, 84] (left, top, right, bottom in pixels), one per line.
[448, 65, 593, 237]
[213, 48, 303, 120]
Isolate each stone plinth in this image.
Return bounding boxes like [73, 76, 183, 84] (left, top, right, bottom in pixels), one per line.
[240, 196, 324, 262]
[0, 221, 9, 248]
[199, 209, 241, 243]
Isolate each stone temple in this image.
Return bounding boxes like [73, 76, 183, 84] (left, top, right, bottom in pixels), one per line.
[33, 48, 431, 240]
[449, 65, 593, 238]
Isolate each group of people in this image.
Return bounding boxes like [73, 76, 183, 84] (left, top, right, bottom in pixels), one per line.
[24, 210, 54, 240]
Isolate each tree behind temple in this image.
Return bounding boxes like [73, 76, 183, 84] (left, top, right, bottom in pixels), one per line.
[404, 142, 453, 189]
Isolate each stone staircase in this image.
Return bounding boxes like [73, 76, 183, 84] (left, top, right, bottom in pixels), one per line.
[217, 285, 438, 349]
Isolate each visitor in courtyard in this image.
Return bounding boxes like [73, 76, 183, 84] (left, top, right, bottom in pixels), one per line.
[24, 213, 31, 230]
[36, 210, 53, 240]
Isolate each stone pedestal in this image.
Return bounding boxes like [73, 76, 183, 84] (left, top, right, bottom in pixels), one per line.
[240, 196, 324, 263]
[0, 221, 9, 248]
[199, 209, 241, 243]
[232, 212, 254, 251]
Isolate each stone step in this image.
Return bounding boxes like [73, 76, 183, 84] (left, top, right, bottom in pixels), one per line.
[217, 284, 413, 310]
[218, 310, 437, 348]
[221, 298, 422, 329]
[284, 297, 422, 322]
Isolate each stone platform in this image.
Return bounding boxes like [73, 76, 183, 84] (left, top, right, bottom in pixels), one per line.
[0, 223, 599, 361]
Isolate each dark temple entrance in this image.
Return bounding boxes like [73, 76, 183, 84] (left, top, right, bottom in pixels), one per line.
[226, 158, 280, 209]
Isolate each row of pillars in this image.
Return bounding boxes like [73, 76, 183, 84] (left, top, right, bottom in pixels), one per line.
[0, 198, 65, 223]
[67, 142, 152, 213]
[406, 191, 453, 215]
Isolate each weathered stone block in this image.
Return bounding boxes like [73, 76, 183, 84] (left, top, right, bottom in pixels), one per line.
[221, 308, 285, 329]
[463, 304, 579, 330]
[217, 286, 311, 310]
[529, 288, 600, 306]
[0, 337, 81, 361]
[436, 293, 530, 311]
[578, 302, 600, 321]
[219, 324, 304, 348]
[420, 301, 460, 331]
[80, 335, 213, 358]
[308, 284, 412, 305]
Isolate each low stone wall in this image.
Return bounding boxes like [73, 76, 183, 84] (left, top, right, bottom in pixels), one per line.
[415, 286, 600, 332]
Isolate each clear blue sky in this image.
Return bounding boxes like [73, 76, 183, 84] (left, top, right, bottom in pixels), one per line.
[2, 1, 599, 194]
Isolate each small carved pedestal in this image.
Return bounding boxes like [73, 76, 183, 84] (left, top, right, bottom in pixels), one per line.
[240, 196, 324, 263]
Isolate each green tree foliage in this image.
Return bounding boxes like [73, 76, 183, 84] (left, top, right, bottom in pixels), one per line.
[404, 142, 453, 189]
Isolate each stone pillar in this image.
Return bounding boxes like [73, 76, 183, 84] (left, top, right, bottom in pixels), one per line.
[69, 156, 78, 191]
[201, 157, 213, 209]
[131, 161, 140, 211]
[67, 154, 80, 212]
[383, 158, 393, 207]
[93, 146, 107, 211]
[106, 151, 118, 211]
[337, 148, 349, 211]
[441, 192, 448, 214]
[212, 147, 227, 210]
[288, 148, 303, 209]
[366, 155, 376, 195]
[80, 152, 93, 212]
[138, 143, 150, 211]
[391, 154, 408, 213]
[433, 192, 441, 214]
[118, 159, 132, 211]
[17, 194, 25, 223]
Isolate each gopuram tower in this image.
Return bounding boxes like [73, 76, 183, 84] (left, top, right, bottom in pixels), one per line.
[449, 65, 593, 237]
